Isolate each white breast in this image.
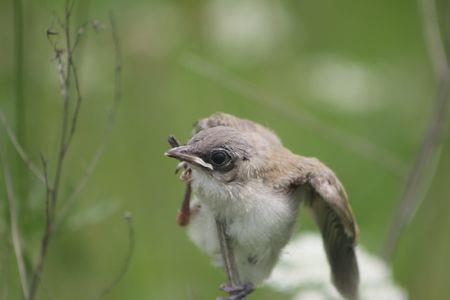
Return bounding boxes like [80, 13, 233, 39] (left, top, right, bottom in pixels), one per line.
[186, 169, 300, 284]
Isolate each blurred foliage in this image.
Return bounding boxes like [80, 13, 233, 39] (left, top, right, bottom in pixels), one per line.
[0, 0, 449, 299]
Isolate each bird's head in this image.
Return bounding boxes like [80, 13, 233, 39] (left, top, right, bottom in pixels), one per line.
[165, 126, 274, 183]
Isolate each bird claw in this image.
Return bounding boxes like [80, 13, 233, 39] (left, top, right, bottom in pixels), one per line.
[175, 161, 188, 174]
[217, 283, 254, 300]
[175, 161, 192, 182]
[180, 168, 191, 182]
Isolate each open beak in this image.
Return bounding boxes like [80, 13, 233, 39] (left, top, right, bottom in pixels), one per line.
[165, 146, 213, 170]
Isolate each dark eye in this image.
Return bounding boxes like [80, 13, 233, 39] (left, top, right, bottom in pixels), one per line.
[210, 149, 230, 166]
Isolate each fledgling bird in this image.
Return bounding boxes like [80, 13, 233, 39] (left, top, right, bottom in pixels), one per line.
[165, 113, 359, 300]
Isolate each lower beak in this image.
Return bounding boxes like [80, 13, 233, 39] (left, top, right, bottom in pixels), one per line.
[165, 146, 213, 170]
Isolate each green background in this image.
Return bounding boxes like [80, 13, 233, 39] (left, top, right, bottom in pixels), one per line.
[0, 0, 449, 299]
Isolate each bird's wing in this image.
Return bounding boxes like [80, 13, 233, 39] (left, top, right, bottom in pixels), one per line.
[293, 157, 360, 300]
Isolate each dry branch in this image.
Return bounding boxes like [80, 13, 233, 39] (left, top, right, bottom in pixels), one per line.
[0, 141, 29, 299]
[28, 3, 125, 299]
[0, 111, 45, 183]
[381, 0, 450, 261]
[57, 9, 123, 225]
[97, 212, 135, 300]
[1, 2, 128, 299]
[28, 15, 72, 298]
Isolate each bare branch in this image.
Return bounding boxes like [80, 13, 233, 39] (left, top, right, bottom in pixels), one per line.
[57, 136, 106, 224]
[49, 45, 69, 213]
[109, 9, 123, 107]
[420, 0, 449, 78]
[71, 21, 89, 54]
[0, 141, 30, 299]
[65, 51, 82, 149]
[97, 212, 135, 300]
[180, 54, 407, 178]
[28, 199, 54, 300]
[57, 10, 123, 224]
[0, 110, 45, 183]
[12, 0, 25, 150]
[29, 156, 56, 300]
[64, 23, 92, 151]
[40, 155, 52, 226]
[381, 0, 450, 261]
[28, 2, 77, 298]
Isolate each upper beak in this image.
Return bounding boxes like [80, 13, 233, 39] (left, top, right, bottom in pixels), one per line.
[165, 146, 213, 170]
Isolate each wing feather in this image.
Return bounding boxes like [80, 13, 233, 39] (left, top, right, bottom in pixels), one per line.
[296, 159, 360, 300]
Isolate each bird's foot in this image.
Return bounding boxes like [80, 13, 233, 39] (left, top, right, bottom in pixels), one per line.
[175, 161, 191, 182]
[216, 283, 254, 300]
[175, 161, 188, 175]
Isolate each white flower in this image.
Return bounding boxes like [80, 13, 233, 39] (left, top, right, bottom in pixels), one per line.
[307, 55, 381, 113]
[266, 233, 408, 300]
[204, 0, 292, 62]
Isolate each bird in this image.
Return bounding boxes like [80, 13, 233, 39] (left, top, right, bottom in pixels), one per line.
[165, 112, 359, 300]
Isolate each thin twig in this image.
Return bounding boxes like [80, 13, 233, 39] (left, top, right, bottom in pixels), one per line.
[56, 135, 106, 225]
[65, 15, 90, 151]
[0, 141, 30, 299]
[0, 110, 45, 183]
[71, 21, 89, 54]
[57, 10, 122, 224]
[29, 179, 55, 300]
[381, 0, 450, 261]
[8, 3, 122, 299]
[12, 0, 29, 209]
[29, 42, 69, 292]
[96, 212, 134, 300]
[28, 2, 77, 298]
[65, 51, 82, 149]
[180, 54, 406, 178]
[109, 10, 123, 91]
[420, 0, 448, 78]
[40, 155, 52, 229]
[49, 49, 70, 213]
[12, 0, 25, 147]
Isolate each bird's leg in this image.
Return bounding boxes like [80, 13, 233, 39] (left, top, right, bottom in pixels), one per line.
[215, 220, 252, 299]
[217, 282, 254, 300]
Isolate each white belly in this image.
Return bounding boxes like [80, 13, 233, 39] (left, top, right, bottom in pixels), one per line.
[186, 170, 300, 284]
